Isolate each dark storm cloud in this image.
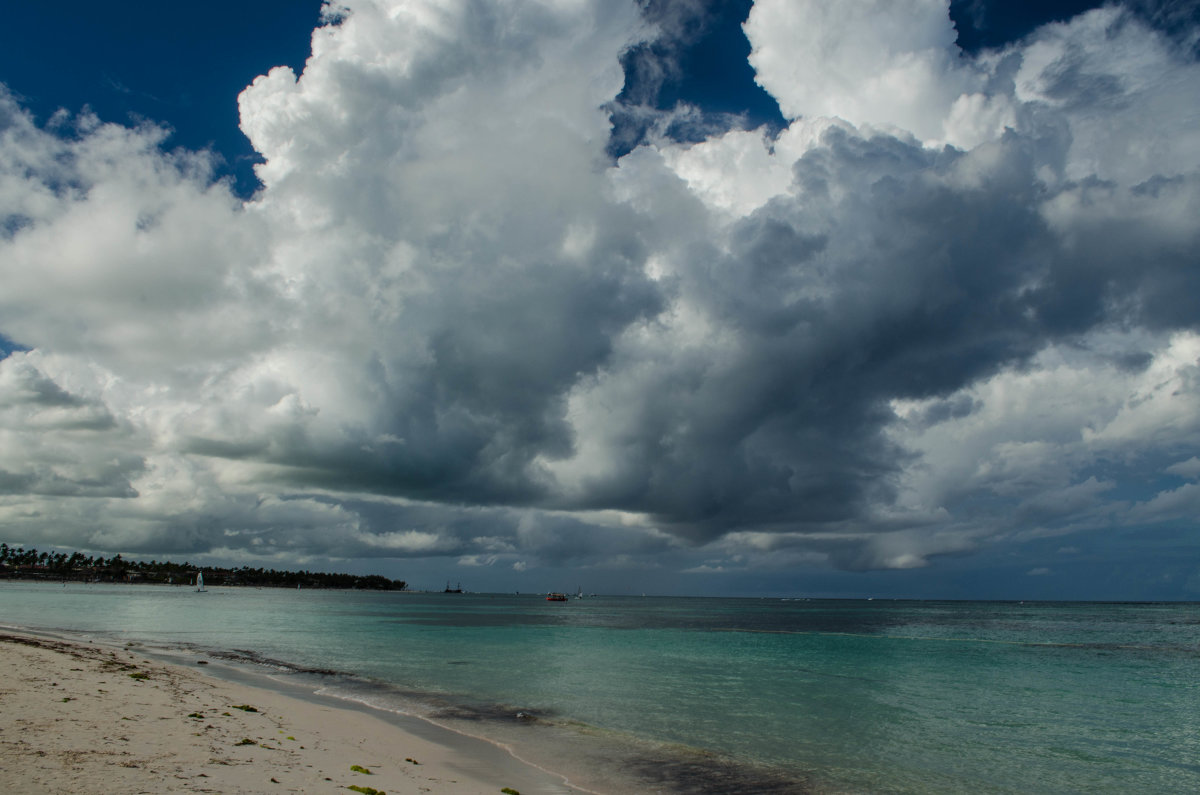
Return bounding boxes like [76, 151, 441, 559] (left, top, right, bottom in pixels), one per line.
[578, 130, 1060, 536]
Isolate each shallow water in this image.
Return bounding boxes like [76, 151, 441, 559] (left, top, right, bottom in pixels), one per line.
[3, 582, 1197, 793]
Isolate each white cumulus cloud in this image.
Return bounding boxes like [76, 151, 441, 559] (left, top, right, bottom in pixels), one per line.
[1, 0, 1198, 589]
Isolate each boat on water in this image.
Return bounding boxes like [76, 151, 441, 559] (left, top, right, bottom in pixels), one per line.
[195, 572, 206, 592]
[546, 592, 568, 601]
[444, 581, 463, 593]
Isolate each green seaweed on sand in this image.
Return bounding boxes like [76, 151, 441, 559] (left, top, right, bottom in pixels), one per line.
[405, 758, 420, 765]
[501, 788, 521, 794]
[347, 786, 385, 795]
[350, 764, 373, 774]
[127, 672, 149, 680]
[230, 704, 259, 712]
[235, 738, 257, 746]
[187, 712, 204, 718]
[101, 659, 138, 672]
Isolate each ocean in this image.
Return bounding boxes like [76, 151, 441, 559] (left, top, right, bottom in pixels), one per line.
[2, 581, 1197, 793]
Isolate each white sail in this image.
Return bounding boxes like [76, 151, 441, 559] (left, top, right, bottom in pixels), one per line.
[195, 572, 206, 592]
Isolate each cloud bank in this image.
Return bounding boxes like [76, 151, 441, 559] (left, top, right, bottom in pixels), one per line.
[2, 0, 1198, 592]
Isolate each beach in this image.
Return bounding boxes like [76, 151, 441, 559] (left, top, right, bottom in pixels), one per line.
[3, 585, 1197, 794]
[0, 629, 588, 795]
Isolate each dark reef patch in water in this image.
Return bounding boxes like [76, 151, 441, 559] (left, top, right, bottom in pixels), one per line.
[207, 647, 342, 677]
[627, 748, 819, 795]
[429, 701, 553, 724]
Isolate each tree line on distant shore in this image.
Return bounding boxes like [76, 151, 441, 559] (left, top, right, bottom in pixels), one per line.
[0, 543, 407, 591]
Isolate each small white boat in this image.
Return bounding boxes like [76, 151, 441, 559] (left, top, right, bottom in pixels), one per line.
[195, 572, 206, 592]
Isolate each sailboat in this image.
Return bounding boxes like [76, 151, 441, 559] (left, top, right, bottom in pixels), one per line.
[195, 571, 206, 592]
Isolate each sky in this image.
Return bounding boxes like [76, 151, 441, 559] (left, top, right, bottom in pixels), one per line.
[1, 0, 1199, 599]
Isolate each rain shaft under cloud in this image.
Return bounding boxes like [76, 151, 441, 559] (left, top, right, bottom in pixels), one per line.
[1, 0, 1199, 595]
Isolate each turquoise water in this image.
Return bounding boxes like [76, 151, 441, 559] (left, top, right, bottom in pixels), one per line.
[2, 582, 1198, 793]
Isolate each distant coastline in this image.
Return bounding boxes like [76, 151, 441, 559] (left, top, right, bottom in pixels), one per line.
[0, 544, 406, 591]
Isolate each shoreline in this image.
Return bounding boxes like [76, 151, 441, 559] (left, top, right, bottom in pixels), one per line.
[0, 584, 823, 794]
[0, 627, 595, 794]
[4, 584, 1194, 794]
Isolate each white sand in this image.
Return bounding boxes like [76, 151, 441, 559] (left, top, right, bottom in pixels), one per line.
[0, 629, 587, 794]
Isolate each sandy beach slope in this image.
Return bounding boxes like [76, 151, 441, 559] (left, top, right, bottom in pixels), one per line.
[0, 629, 586, 794]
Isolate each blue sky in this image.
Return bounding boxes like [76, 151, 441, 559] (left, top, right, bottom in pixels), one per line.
[2, 1, 1199, 598]
[1, 1, 320, 197]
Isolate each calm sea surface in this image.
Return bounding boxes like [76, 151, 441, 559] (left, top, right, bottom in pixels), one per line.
[2, 582, 1198, 793]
